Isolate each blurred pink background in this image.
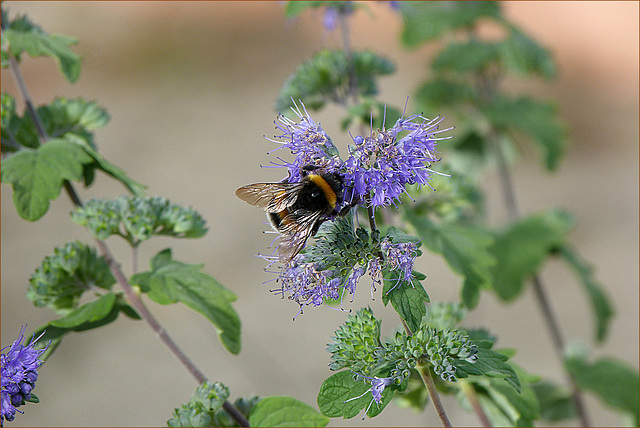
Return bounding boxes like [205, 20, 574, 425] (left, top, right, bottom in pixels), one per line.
[1, 2, 637, 426]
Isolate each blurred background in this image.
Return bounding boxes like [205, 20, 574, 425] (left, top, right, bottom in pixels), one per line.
[1, 1, 637, 426]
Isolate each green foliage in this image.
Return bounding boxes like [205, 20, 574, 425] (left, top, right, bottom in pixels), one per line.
[398, 1, 501, 47]
[131, 249, 241, 354]
[249, 396, 329, 427]
[382, 273, 429, 333]
[565, 347, 640, 426]
[406, 166, 484, 224]
[459, 368, 539, 426]
[29, 293, 140, 362]
[454, 342, 520, 393]
[213, 396, 261, 427]
[1, 138, 93, 221]
[489, 209, 573, 301]
[276, 49, 395, 112]
[1, 8, 81, 82]
[559, 246, 614, 342]
[500, 24, 557, 78]
[531, 380, 577, 422]
[27, 241, 116, 314]
[72, 196, 208, 244]
[403, 210, 496, 308]
[421, 302, 468, 331]
[321, 306, 529, 420]
[485, 95, 567, 170]
[1, 96, 145, 220]
[414, 78, 477, 113]
[430, 27, 556, 79]
[168, 382, 231, 427]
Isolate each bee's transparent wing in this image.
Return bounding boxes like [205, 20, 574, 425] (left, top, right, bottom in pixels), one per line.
[235, 182, 301, 213]
[276, 210, 323, 263]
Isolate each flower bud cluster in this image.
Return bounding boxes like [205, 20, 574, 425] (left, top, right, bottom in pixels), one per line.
[28, 241, 115, 314]
[327, 307, 382, 374]
[71, 195, 207, 244]
[328, 307, 478, 397]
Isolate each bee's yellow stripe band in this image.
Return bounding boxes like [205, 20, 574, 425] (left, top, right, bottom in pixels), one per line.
[309, 174, 337, 209]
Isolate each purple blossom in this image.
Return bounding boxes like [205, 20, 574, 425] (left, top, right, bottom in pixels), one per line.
[321, 3, 355, 32]
[322, 7, 339, 31]
[343, 115, 450, 207]
[272, 261, 342, 315]
[345, 374, 394, 418]
[1, 326, 48, 425]
[382, 239, 418, 284]
[266, 102, 342, 182]
[370, 376, 394, 404]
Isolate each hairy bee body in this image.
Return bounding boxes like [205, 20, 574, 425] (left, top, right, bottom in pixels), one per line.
[236, 167, 343, 263]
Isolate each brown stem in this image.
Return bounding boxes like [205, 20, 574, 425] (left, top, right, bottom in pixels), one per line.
[460, 380, 492, 427]
[418, 364, 452, 427]
[492, 115, 591, 428]
[4, 33, 250, 427]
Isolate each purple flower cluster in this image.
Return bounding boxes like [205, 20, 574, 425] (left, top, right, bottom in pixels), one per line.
[273, 238, 418, 314]
[263, 102, 444, 313]
[267, 103, 342, 183]
[343, 115, 449, 207]
[382, 239, 418, 284]
[1, 326, 48, 425]
[269, 102, 450, 208]
[271, 261, 342, 316]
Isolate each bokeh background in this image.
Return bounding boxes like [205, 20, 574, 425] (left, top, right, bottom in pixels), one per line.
[1, 2, 637, 426]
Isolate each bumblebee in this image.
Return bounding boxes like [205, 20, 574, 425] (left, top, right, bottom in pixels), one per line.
[236, 165, 344, 263]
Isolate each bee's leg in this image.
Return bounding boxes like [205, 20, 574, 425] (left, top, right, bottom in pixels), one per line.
[311, 219, 325, 236]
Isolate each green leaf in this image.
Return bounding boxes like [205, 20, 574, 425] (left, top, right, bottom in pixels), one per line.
[558, 246, 614, 342]
[276, 49, 394, 112]
[2, 13, 81, 82]
[403, 211, 495, 308]
[490, 209, 573, 301]
[432, 39, 501, 74]
[249, 396, 329, 427]
[130, 249, 241, 354]
[80, 144, 146, 197]
[485, 96, 567, 170]
[34, 97, 143, 195]
[317, 371, 394, 419]
[28, 294, 139, 362]
[39, 98, 110, 136]
[49, 292, 117, 328]
[398, 1, 501, 47]
[455, 343, 521, 392]
[501, 24, 557, 78]
[382, 274, 429, 333]
[531, 380, 577, 421]
[214, 396, 261, 427]
[485, 375, 539, 425]
[1, 138, 93, 220]
[565, 353, 639, 426]
[415, 78, 477, 114]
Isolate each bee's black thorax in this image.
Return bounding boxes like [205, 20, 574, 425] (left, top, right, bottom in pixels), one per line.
[298, 173, 342, 214]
